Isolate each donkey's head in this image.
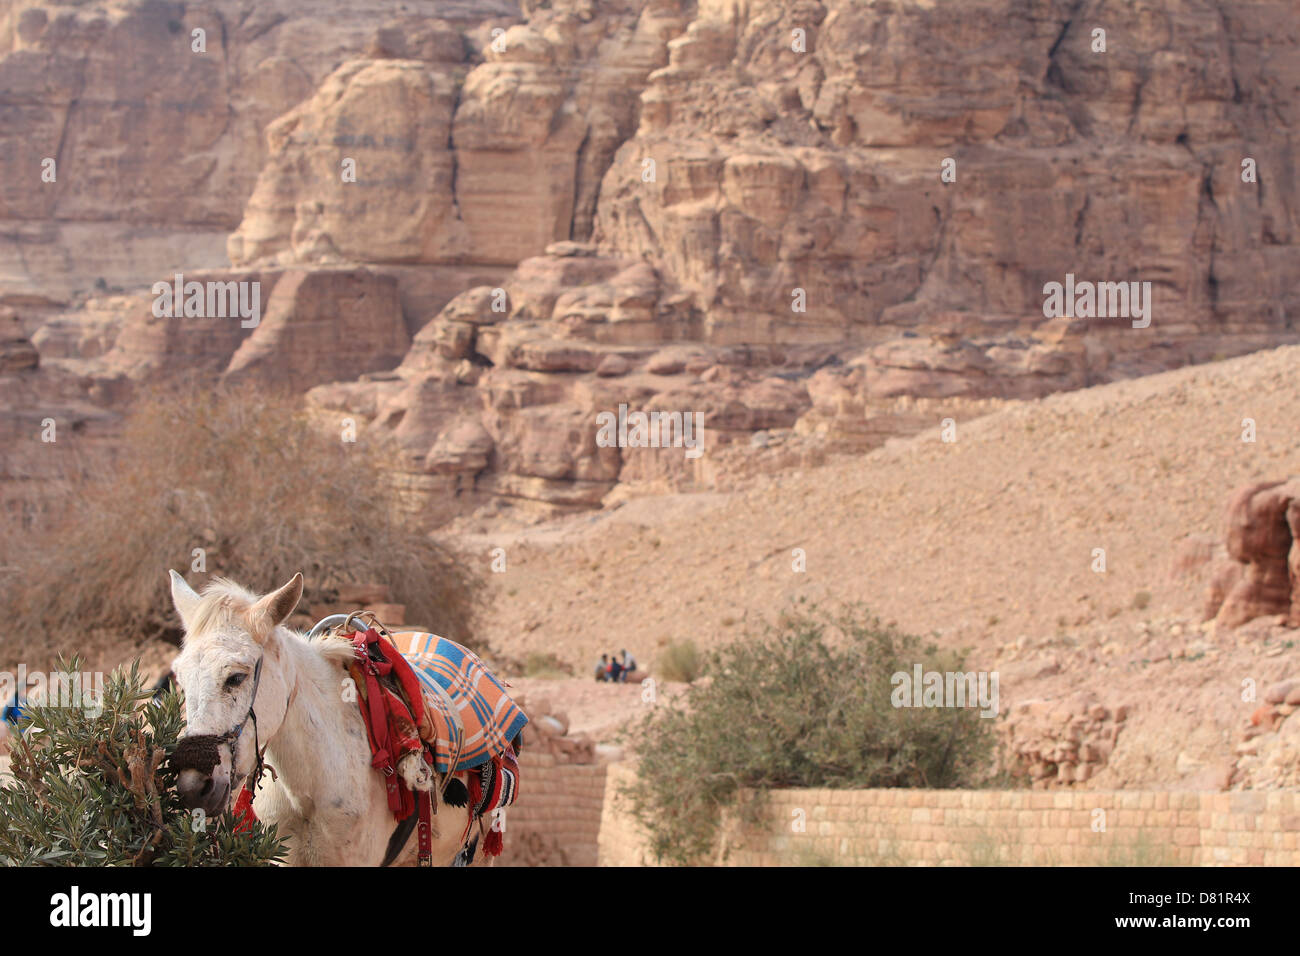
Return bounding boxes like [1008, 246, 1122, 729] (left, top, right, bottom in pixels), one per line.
[167, 570, 303, 816]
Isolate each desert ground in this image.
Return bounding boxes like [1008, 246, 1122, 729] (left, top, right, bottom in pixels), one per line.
[478, 343, 1300, 792]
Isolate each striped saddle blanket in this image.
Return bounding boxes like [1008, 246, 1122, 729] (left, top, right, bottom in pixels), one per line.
[387, 631, 528, 774]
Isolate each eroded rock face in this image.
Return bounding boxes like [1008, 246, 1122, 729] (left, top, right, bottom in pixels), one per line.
[100, 267, 407, 392]
[1204, 480, 1300, 629]
[228, 58, 467, 268]
[224, 269, 409, 392]
[0, 0, 512, 301]
[309, 0, 1297, 521]
[6, 0, 1300, 526]
[227, 0, 690, 276]
[595, 0, 1300, 356]
[106, 271, 280, 380]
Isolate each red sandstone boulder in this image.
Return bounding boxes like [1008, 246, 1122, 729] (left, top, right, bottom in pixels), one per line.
[1210, 480, 1300, 628]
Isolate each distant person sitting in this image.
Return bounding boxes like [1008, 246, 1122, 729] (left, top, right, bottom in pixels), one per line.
[595, 654, 609, 682]
[607, 653, 623, 684]
[620, 649, 636, 681]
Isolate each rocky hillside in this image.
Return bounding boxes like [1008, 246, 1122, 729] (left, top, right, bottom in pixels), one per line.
[2, 0, 1298, 525]
[469, 343, 1300, 790]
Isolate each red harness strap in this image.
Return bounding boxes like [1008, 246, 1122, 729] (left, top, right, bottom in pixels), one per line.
[350, 627, 436, 864]
[352, 630, 406, 817]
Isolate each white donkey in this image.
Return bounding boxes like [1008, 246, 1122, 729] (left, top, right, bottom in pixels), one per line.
[167, 570, 472, 866]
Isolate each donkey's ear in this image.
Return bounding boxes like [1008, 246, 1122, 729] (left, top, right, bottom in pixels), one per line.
[251, 573, 304, 636]
[169, 570, 201, 630]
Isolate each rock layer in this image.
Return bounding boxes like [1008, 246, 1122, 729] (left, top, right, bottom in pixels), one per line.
[4, 0, 1300, 524]
[0, 0, 523, 301]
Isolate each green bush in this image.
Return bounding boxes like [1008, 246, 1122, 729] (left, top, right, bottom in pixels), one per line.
[656, 638, 705, 683]
[622, 606, 998, 865]
[0, 658, 287, 866]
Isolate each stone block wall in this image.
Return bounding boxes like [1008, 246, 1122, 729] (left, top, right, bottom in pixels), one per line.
[595, 765, 1300, 866]
[493, 750, 608, 867]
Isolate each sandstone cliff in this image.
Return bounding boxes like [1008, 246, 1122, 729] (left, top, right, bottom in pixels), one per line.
[3, 0, 1299, 525]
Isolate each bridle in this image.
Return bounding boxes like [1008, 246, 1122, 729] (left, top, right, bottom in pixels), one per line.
[217, 654, 268, 794]
[171, 654, 273, 802]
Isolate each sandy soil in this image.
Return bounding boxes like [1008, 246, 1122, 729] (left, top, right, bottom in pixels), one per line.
[466, 344, 1300, 787]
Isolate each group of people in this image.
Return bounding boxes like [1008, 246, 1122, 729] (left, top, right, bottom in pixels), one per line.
[595, 649, 636, 683]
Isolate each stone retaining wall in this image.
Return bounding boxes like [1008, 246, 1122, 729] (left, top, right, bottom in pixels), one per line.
[494, 751, 608, 867]
[595, 764, 1300, 866]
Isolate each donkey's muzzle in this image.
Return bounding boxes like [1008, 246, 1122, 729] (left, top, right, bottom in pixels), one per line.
[176, 768, 230, 815]
[171, 735, 232, 815]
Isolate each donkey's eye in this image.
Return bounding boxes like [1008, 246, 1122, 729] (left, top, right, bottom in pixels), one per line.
[224, 673, 248, 690]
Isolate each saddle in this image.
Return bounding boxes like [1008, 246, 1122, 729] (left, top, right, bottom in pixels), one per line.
[386, 630, 529, 774]
[344, 623, 527, 866]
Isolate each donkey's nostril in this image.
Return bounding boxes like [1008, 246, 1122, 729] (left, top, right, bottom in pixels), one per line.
[176, 768, 217, 809]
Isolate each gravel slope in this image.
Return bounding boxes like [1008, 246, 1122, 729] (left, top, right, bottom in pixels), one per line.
[472, 344, 1300, 787]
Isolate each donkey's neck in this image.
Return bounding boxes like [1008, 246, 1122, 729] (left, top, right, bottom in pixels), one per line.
[261, 632, 367, 816]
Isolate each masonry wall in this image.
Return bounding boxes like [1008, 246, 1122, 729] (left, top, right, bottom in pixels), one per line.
[595, 764, 1300, 866]
[494, 750, 608, 867]
[597, 763, 660, 867]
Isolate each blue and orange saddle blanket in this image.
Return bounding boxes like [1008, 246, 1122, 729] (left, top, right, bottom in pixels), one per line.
[346, 628, 528, 861]
[387, 630, 529, 775]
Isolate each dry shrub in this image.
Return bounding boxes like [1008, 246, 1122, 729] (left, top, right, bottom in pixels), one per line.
[0, 380, 476, 664]
[522, 651, 573, 679]
[656, 638, 704, 683]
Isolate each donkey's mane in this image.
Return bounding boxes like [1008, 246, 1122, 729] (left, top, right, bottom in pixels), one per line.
[187, 576, 260, 637]
[312, 634, 357, 666]
[187, 576, 355, 667]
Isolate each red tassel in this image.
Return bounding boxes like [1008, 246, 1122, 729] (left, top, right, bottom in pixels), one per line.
[232, 785, 257, 834]
[484, 826, 503, 857]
